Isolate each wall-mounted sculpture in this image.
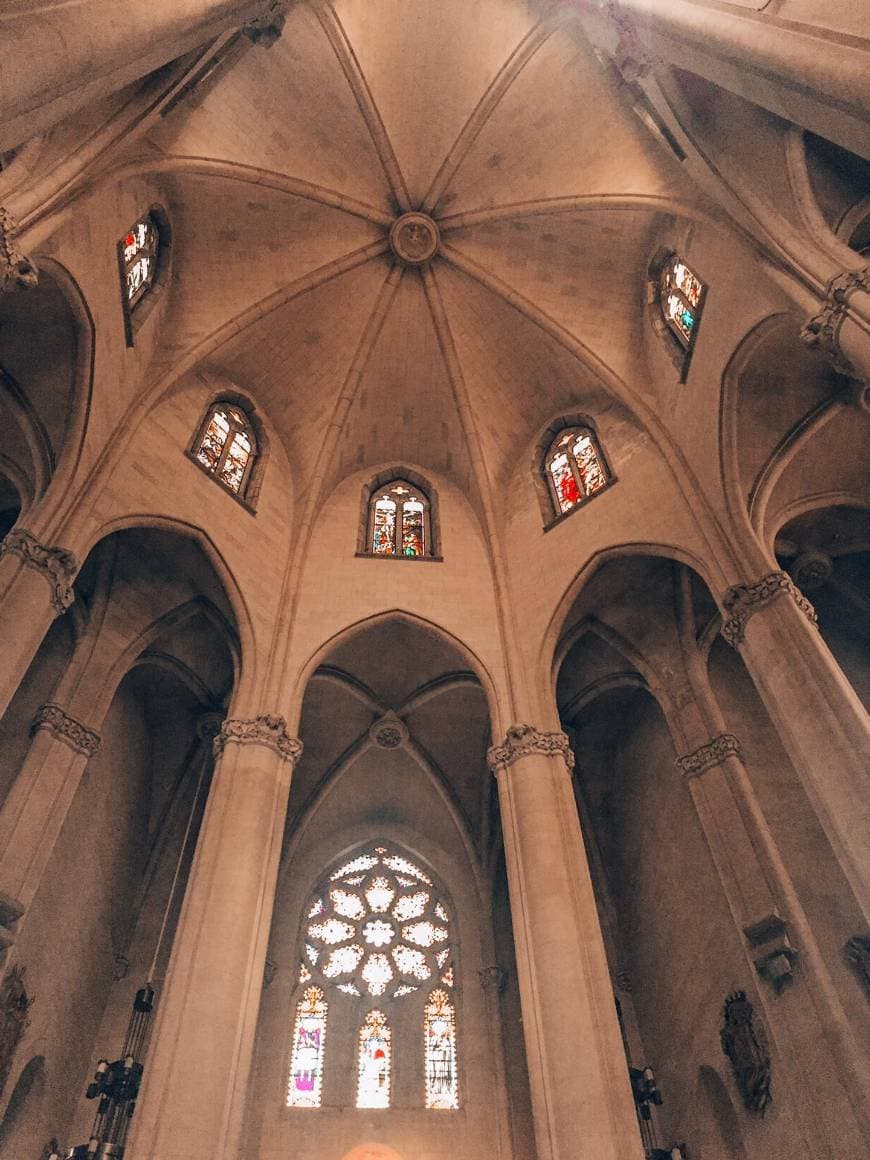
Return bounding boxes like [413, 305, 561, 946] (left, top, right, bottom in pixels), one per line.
[720, 991, 771, 1115]
[0, 965, 33, 1097]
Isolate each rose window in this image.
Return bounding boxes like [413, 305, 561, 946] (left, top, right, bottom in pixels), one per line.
[300, 846, 454, 1000]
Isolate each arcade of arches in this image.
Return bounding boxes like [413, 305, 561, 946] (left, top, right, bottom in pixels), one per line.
[0, 3, 868, 1160]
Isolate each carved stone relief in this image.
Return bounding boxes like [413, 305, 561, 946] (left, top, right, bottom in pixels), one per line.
[843, 934, 870, 998]
[676, 733, 742, 778]
[721, 570, 817, 647]
[801, 266, 870, 378]
[0, 529, 77, 615]
[31, 703, 101, 758]
[214, 714, 303, 764]
[487, 723, 575, 774]
[0, 208, 38, 293]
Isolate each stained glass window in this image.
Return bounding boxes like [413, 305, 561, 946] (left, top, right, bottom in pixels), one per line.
[192, 403, 256, 496]
[120, 216, 159, 310]
[368, 480, 432, 557]
[297, 845, 459, 1112]
[357, 1010, 391, 1108]
[287, 987, 327, 1108]
[660, 255, 705, 347]
[545, 427, 610, 517]
[424, 990, 459, 1109]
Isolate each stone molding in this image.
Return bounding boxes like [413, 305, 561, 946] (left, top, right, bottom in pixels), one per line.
[676, 733, 742, 778]
[0, 207, 38, 293]
[800, 266, 870, 378]
[0, 529, 77, 614]
[721, 570, 817, 647]
[31, 703, 100, 757]
[487, 723, 575, 774]
[213, 714, 303, 764]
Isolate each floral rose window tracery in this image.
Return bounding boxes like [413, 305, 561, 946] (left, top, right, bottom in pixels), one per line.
[300, 846, 454, 1000]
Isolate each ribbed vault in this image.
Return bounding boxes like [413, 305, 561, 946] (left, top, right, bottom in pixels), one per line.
[136, 0, 705, 532]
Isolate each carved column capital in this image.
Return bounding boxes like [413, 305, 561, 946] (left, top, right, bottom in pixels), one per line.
[214, 714, 303, 765]
[0, 207, 38, 293]
[0, 528, 77, 614]
[800, 265, 870, 378]
[31, 703, 100, 757]
[243, 1, 286, 45]
[487, 723, 574, 775]
[721, 570, 817, 647]
[676, 733, 742, 778]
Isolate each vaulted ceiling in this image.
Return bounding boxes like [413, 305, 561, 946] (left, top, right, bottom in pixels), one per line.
[137, 0, 705, 519]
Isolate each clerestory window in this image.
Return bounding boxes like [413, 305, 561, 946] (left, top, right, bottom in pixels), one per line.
[544, 426, 610, 518]
[191, 402, 257, 497]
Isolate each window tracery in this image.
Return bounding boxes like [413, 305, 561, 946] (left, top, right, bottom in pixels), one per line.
[660, 255, 705, 347]
[289, 844, 460, 1112]
[192, 403, 256, 496]
[544, 427, 609, 517]
[120, 216, 159, 310]
[368, 480, 431, 557]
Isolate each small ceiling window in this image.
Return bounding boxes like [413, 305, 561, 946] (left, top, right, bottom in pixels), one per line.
[192, 403, 256, 496]
[120, 216, 159, 310]
[545, 427, 609, 518]
[660, 255, 705, 347]
[368, 480, 431, 557]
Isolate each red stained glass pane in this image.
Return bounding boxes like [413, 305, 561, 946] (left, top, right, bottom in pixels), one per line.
[550, 452, 580, 513]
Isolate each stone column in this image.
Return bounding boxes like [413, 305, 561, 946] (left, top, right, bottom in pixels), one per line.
[720, 571, 870, 920]
[488, 725, 643, 1160]
[0, 0, 284, 152]
[675, 733, 870, 1149]
[0, 529, 77, 721]
[126, 714, 302, 1160]
[0, 703, 100, 932]
[609, 0, 869, 159]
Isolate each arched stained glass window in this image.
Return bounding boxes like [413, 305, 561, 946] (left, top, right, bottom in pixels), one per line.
[193, 403, 256, 496]
[292, 845, 460, 1111]
[368, 481, 430, 557]
[545, 427, 609, 517]
[287, 987, 328, 1108]
[424, 989, 459, 1109]
[120, 216, 159, 309]
[357, 1010, 391, 1108]
[660, 255, 705, 347]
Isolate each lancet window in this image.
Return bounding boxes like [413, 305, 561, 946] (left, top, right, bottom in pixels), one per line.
[289, 844, 459, 1111]
[545, 427, 609, 517]
[660, 255, 705, 347]
[192, 402, 256, 496]
[287, 987, 328, 1108]
[367, 480, 431, 557]
[120, 216, 159, 310]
